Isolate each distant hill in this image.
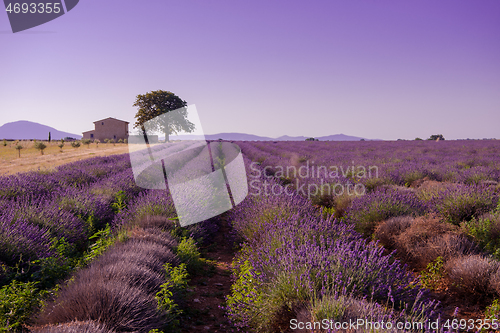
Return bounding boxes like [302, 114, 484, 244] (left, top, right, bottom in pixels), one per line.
[0, 121, 82, 140]
[165, 132, 372, 141]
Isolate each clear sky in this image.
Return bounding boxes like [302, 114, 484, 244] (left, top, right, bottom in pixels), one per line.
[1, 0, 499, 140]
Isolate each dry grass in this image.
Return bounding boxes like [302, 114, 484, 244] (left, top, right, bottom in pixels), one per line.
[0, 141, 129, 176]
[445, 254, 499, 296]
[375, 215, 479, 269]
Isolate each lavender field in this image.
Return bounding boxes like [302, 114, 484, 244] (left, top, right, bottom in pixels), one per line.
[1, 140, 500, 332]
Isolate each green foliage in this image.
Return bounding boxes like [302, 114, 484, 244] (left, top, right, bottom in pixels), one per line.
[310, 295, 348, 322]
[164, 263, 189, 291]
[0, 280, 41, 331]
[133, 90, 194, 142]
[70, 141, 80, 148]
[463, 213, 500, 259]
[2, 140, 6, 147]
[420, 256, 444, 290]
[48, 132, 51, 143]
[437, 190, 497, 225]
[175, 238, 203, 274]
[81, 139, 92, 148]
[118, 139, 124, 143]
[57, 142, 64, 151]
[428, 134, 445, 141]
[155, 263, 189, 330]
[30, 238, 77, 289]
[226, 260, 262, 326]
[33, 141, 47, 155]
[415, 137, 423, 141]
[82, 224, 115, 264]
[111, 190, 127, 214]
[305, 137, 319, 141]
[485, 299, 500, 320]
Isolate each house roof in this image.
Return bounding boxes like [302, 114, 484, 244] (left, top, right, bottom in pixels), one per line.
[82, 130, 95, 134]
[93, 117, 130, 124]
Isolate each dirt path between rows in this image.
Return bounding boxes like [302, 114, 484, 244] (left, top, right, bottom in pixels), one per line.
[182, 219, 237, 332]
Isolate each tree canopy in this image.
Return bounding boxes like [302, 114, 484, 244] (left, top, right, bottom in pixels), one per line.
[428, 134, 445, 141]
[133, 90, 195, 142]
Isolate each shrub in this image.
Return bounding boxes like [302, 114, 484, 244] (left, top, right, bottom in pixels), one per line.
[57, 142, 64, 152]
[36, 280, 164, 332]
[34, 141, 47, 155]
[431, 185, 497, 225]
[118, 139, 124, 143]
[462, 213, 500, 259]
[376, 216, 479, 269]
[484, 299, 500, 323]
[95, 241, 178, 275]
[2, 139, 6, 147]
[70, 142, 80, 148]
[375, 215, 413, 249]
[488, 268, 500, 297]
[175, 238, 203, 274]
[0, 280, 41, 331]
[78, 259, 165, 295]
[346, 188, 426, 236]
[81, 139, 92, 148]
[420, 256, 445, 290]
[445, 255, 499, 295]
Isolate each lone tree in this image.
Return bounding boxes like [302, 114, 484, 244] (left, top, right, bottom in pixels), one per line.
[133, 90, 195, 142]
[428, 134, 445, 141]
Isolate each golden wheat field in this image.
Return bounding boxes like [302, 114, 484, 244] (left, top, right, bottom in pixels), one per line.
[0, 140, 130, 175]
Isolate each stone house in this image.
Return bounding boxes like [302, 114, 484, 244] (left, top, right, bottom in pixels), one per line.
[82, 117, 129, 141]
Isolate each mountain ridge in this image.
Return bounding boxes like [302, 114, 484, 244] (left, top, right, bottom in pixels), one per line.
[0, 120, 82, 140]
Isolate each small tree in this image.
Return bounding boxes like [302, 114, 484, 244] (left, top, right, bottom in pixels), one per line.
[58, 142, 64, 152]
[2, 139, 7, 147]
[109, 139, 115, 146]
[82, 139, 92, 149]
[34, 141, 47, 155]
[71, 141, 81, 148]
[95, 139, 100, 148]
[428, 134, 445, 141]
[118, 139, 124, 143]
[48, 132, 51, 143]
[15, 144, 23, 158]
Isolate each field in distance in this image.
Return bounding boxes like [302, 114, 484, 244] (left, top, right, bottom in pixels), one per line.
[0, 140, 130, 175]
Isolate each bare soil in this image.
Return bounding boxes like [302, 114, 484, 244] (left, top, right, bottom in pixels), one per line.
[181, 219, 236, 333]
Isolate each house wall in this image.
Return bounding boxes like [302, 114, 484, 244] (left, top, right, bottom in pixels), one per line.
[92, 119, 129, 141]
[82, 131, 95, 140]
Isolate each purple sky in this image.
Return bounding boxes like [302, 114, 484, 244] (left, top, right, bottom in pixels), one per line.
[1, 0, 499, 140]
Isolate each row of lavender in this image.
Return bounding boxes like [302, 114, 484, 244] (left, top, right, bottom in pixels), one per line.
[225, 157, 444, 332]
